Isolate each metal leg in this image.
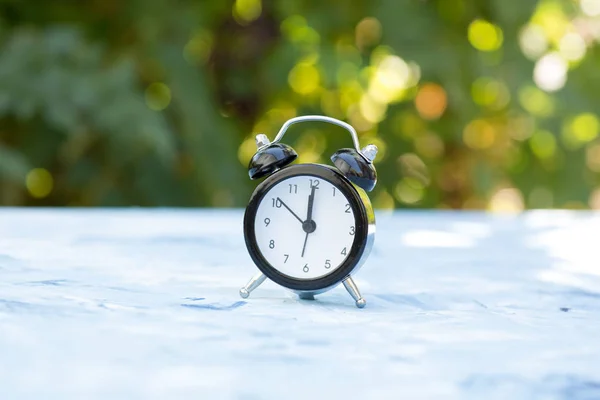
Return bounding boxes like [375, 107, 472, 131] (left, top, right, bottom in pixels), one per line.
[343, 276, 366, 308]
[239, 273, 267, 298]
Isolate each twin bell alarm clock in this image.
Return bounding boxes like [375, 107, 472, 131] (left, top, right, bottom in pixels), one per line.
[239, 115, 377, 308]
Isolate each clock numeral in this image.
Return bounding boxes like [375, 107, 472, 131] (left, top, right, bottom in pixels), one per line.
[288, 184, 298, 194]
[269, 240, 275, 249]
[284, 254, 289, 263]
[264, 217, 270, 227]
[271, 198, 282, 208]
[341, 247, 347, 256]
[349, 226, 355, 235]
[303, 264, 309, 273]
[345, 204, 351, 213]
[325, 259, 331, 269]
[332, 187, 336, 197]
[309, 179, 320, 188]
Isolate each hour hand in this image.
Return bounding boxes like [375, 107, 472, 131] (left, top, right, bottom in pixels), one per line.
[277, 198, 303, 224]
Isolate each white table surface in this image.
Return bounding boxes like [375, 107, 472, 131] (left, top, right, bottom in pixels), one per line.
[0, 208, 599, 399]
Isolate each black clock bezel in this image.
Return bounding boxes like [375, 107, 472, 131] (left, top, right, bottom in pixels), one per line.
[243, 163, 369, 292]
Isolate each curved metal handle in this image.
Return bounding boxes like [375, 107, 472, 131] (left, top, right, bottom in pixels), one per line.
[271, 115, 374, 163]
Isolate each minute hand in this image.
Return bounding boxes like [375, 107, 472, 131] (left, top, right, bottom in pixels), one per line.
[306, 185, 316, 222]
[300, 185, 317, 258]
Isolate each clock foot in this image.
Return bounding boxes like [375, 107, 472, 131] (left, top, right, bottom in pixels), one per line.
[239, 273, 267, 299]
[343, 276, 366, 308]
[298, 292, 315, 300]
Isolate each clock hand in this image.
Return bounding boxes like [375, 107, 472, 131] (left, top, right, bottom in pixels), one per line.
[306, 185, 316, 222]
[276, 197, 303, 224]
[301, 231, 309, 257]
[301, 185, 317, 258]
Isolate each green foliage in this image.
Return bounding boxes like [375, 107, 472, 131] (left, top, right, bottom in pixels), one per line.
[1, 0, 599, 209]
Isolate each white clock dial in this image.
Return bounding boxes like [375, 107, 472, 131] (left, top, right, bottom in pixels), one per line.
[254, 175, 357, 280]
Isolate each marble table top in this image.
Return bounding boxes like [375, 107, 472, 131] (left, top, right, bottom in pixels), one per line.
[0, 208, 599, 399]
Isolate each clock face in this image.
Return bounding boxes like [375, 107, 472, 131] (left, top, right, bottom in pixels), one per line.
[252, 173, 358, 280]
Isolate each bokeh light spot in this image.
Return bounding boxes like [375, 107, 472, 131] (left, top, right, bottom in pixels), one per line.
[519, 24, 548, 60]
[233, 0, 262, 24]
[370, 45, 394, 65]
[321, 90, 343, 119]
[26, 168, 53, 199]
[518, 86, 554, 117]
[295, 129, 326, 164]
[586, 143, 600, 172]
[394, 178, 425, 205]
[508, 115, 536, 141]
[340, 81, 364, 115]
[534, 53, 567, 92]
[238, 136, 258, 166]
[569, 113, 599, 143]
[374, 189, 395, 210]
[559, 33, 586, 62]
[355, 17, 382, 51]
[183, 31, 213, 65]
[488, 187, 524, 213]
[265, 103, 298, 127]
[582, 0, 600, 16]
[281, 15, 306, 33]
[368, 55, 415, 104]
[531, 2, 569, 43]
[463, 119, 496, 150]
[529, 130, 556, 159]
[471, 77, 510, 110]
[145, 82, 171, 111]
[288, 62, 320, 95]
[468, 19, 503, 52]
[415, 133, 445, 159]
[347, 105, 374, 132]
[281, 15, 320, 47]
[398, 153, 430, 186]
[415, 83, 447, 120]
[394, 112, 426, 139]
[360, 94, 387, 124]
[589, 188, 600, 209]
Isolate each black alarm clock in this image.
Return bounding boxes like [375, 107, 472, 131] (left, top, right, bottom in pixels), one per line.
[239, 115, 377, 308]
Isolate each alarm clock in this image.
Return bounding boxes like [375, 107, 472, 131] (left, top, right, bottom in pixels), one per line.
[239, 115, 377, 308]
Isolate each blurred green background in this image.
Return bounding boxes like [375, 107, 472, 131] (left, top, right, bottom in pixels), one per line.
[1, 0, 599, 210]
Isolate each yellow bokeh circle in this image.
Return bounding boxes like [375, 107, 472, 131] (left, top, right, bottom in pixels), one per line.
[26, 168, 53, 199]
[468, 19, 503, 52]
